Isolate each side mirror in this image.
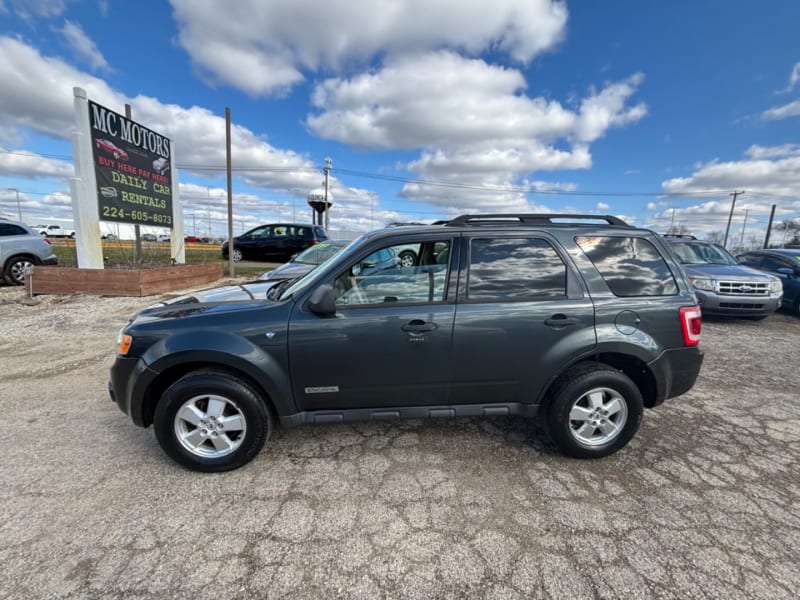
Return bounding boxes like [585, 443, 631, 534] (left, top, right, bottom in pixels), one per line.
[307, 284, 336, 316]
[776, 267, 794, 278]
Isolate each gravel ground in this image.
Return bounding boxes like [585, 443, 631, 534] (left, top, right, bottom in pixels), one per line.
[0, 284, 798, 599]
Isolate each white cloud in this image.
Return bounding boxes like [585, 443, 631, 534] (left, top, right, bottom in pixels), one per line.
[307, 52, 645, 207]
[0, 36, 336, 199]
[761, 99, 800, 121]
[7, 0, 65, 19]
[58, 20, 110, 71]
[596, 202, 610, 210]
[574, 73, 648, 143]
[0, 147, 73, 179]
[662, 152, 800, 198]
[169, 0, 568, 96]
[745, 144, 800, 159]
[660, 148, 800, 237]
[777, 62, 800, 94]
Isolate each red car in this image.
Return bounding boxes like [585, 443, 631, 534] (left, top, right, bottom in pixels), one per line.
[184, 235, 204, 243]
[95, 138, 128, 161]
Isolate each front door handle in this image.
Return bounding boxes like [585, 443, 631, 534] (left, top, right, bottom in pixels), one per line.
[401, 319, 437, 333]
[544, 314, 579, 328]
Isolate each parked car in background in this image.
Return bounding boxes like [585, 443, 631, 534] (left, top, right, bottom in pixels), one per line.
[663, 235, 782, 319]
[141, 233, 157, 242]
[258, 240, 349, 283]
[33, 224, 75, 238]
[184, 235, 205, 243]
[0, 218, 57, 285]
[737, 248, 800, 316]
[222, 223, 328, 262]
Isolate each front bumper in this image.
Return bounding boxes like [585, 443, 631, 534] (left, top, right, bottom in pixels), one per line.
[109, 356, 159, 427]
[693, 290, 781, 317]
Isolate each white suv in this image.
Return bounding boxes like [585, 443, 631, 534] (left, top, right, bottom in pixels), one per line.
[0, 218, 58, 285]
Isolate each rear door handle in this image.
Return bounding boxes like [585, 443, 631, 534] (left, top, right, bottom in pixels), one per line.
[401, 319, 437, 333]
[544, 314, 579, 328]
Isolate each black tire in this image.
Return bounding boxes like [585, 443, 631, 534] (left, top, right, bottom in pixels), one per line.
[398, 250, 417, 268]
[545, 366, 643, 459]
[794, 298, 800, 317]
[154, 370, 271, 472]
[3, 255, 36, 285]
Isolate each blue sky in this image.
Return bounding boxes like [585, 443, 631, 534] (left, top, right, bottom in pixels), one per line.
[1, 0, 799, 243]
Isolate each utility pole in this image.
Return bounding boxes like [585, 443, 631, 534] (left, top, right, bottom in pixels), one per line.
[738, 209, 749, 250]
[5, 188, 21, 221]
[225, 107, 234, 277]
[763, 204, 776, 248]
[323, 157, 332, 230]
[723, 190, 744, 249]
[669, 207, 676, 233]
[206, 186, 212, 238]
[126, 104, 142, 263]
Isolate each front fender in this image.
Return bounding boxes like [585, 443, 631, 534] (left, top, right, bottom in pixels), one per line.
[140, 329, 294, 418]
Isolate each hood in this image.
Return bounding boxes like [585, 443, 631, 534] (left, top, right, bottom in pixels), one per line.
[145, 281, 280, 309]
[259, 262, 315, 281]
[681, 263, 777, 280]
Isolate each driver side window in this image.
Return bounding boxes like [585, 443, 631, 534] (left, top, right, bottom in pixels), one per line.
[334, 240, 451, 306]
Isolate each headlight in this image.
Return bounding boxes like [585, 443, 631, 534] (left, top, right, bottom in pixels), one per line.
[770, 280, 783, 294]
[689, 277, 714, 291]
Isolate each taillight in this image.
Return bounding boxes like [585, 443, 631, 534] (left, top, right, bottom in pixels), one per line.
[680, 306, 702, 346]
[44, 238, 51, 245]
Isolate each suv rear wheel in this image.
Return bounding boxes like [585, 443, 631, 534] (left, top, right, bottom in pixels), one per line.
[154, 370, 270, 472]
[545, 366, 643, 458]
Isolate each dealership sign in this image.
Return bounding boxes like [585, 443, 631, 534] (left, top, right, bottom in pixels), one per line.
[88, 100, 174, 228]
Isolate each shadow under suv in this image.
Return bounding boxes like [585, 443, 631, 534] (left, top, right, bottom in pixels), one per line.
[111, 214, 704, 472]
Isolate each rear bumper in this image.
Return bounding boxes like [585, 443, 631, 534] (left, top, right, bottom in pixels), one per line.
[41, 256, 58, 266]
[647, 346, 704, 406]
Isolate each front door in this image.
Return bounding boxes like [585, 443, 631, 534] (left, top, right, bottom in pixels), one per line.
[288, 236, 458, 410]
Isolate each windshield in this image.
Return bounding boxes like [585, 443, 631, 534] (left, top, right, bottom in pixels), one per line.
[670, 242, 736, 265]
[278, 236, 365, 300]
[292, 241, 345, 265]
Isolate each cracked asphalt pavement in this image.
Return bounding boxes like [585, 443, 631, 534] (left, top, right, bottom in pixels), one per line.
[0, 287, 798, 598]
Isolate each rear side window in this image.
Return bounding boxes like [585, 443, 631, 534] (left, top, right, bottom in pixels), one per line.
[0, 223, 27, 236]
[576, 236, 678, 297]
[468, 238, 567, 301]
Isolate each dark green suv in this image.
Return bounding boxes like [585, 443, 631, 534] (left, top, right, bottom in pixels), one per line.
[110, 214, 704, 472]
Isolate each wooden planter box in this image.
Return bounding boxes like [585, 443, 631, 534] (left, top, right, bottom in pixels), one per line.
[28, 263, 223, 297]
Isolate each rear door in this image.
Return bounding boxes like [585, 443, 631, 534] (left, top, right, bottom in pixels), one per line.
[449, 233, 596, 406]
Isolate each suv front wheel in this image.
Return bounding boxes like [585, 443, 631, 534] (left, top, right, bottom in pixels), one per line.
[545, 366, 643, 458]
[154, 370, 271, 472]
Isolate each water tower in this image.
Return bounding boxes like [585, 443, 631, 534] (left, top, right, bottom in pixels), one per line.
[307, 188, 333, 228]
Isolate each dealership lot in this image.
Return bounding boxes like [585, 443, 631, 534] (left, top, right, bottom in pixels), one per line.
[0, 286, 798, 599]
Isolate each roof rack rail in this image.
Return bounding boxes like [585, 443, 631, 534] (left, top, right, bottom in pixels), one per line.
[662, 233, 697, 240]
[445, 213, 630, 227]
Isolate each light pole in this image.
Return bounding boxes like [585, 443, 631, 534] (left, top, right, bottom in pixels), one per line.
[206, 187, 212, 238]
[5, 187, 21, 221]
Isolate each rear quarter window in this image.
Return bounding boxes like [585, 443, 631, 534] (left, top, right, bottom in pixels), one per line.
[576, 236, 678, 297]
